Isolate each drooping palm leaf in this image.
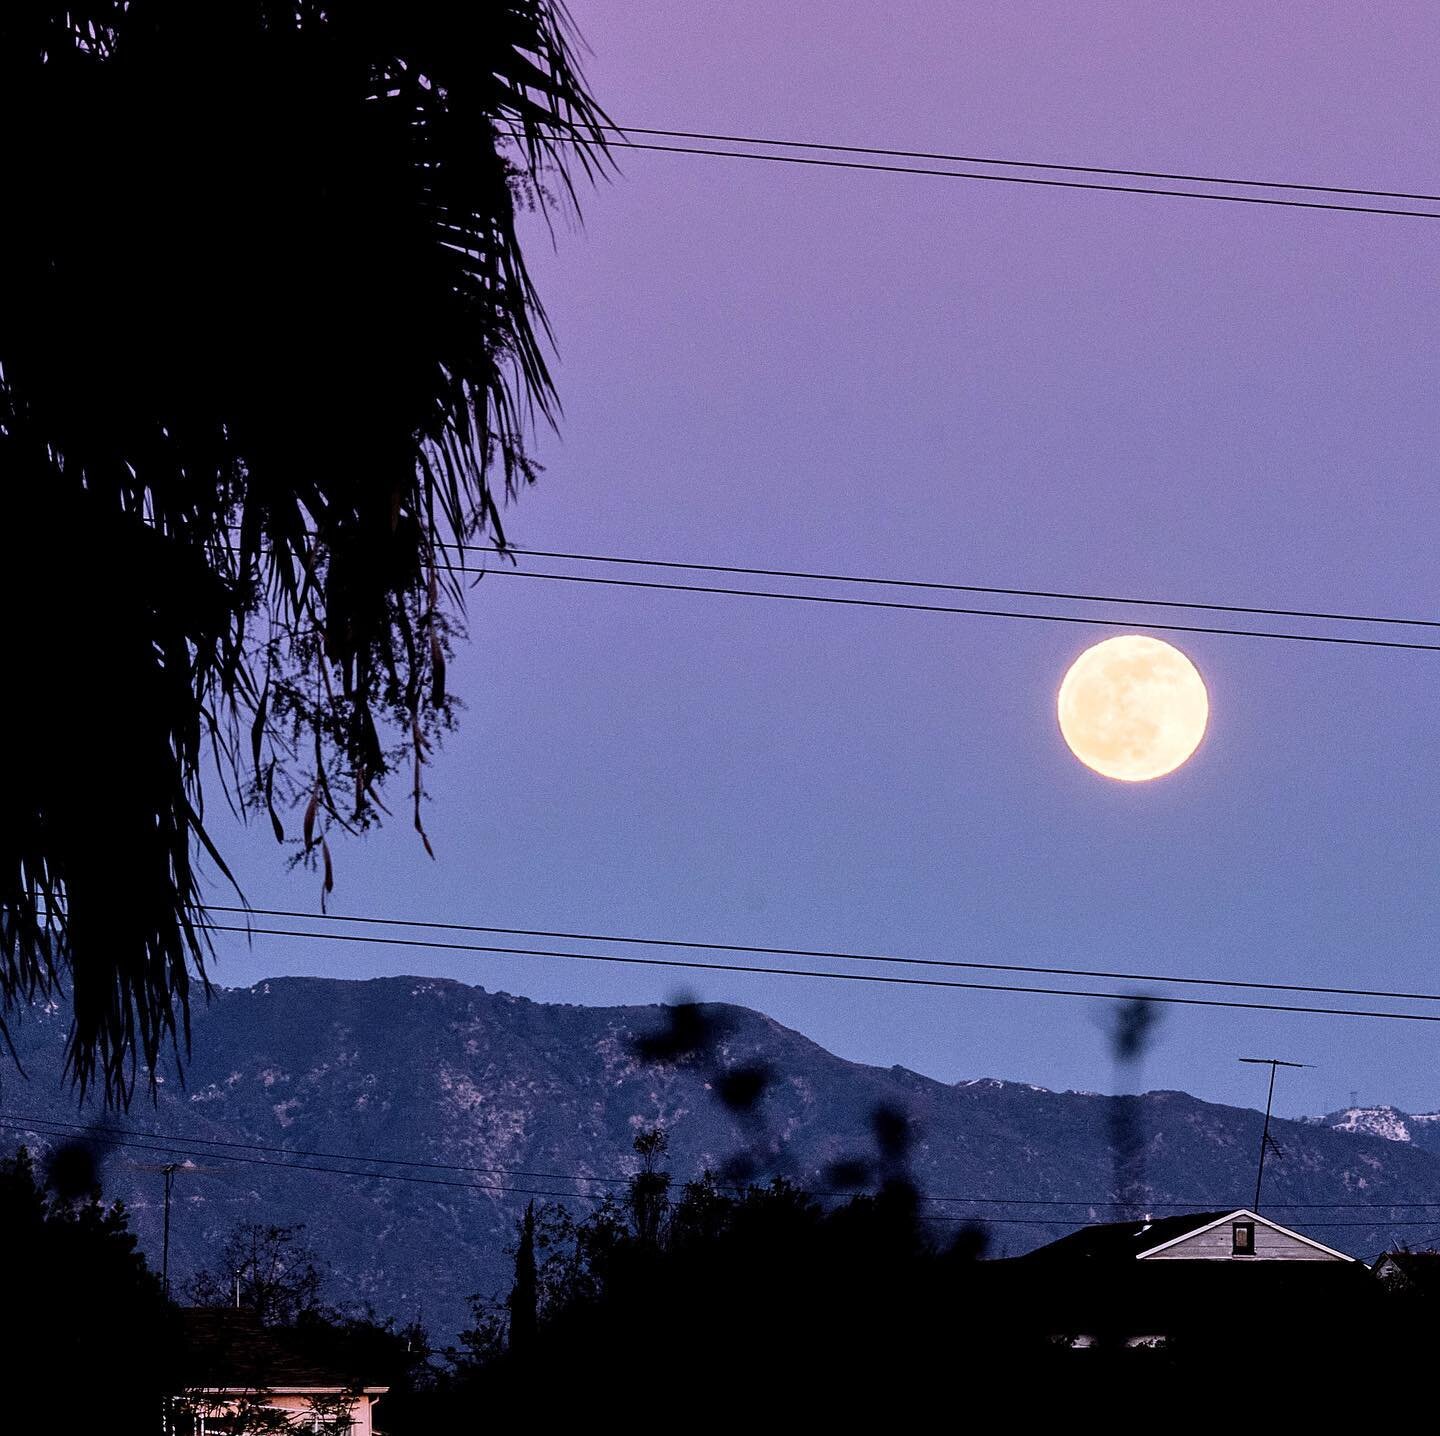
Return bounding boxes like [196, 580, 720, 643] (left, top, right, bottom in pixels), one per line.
[0, 0, 611, 1100]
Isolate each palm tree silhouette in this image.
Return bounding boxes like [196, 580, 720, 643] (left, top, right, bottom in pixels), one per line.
[0, 2, 611, 1101]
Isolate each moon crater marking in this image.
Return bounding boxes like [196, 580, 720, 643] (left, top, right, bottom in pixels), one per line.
[1057, 635, 1208, 782]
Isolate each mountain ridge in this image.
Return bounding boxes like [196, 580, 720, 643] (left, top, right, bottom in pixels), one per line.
[4, 974, 1439, 1340]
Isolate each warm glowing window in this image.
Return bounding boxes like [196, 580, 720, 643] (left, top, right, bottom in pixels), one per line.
[1232, 1221, 1255, 1255]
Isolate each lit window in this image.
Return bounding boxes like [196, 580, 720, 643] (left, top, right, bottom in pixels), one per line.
[1232, 1221, 1255, 1255]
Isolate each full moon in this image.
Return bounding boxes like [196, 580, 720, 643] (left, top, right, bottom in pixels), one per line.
[1057, 635, 1208, 782]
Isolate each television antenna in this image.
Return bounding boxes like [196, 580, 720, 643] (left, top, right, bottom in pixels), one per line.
[126, 1158, 228, 1297]
[1239, 1057, 1309, 1212]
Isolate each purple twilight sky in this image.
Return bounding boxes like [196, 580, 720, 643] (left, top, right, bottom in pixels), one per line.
[203, 2, 1440, 1118]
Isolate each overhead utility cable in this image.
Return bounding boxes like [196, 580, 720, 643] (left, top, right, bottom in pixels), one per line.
[602, 124, 1440, 206]
[12, 1112, 1440, 1218]
[464, 564, 1440, 654]
[207, 904, 1440, 1009]
[189, 920, 1440, 1025]
[220, 527, 1440, 651]
[538, 131, 1440, 222]
[224, 522, 1440, 634]
[456, 542, 1440, 633]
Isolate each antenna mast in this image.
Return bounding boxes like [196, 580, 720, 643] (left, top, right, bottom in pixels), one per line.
[1239, 1056, 1309, 1211]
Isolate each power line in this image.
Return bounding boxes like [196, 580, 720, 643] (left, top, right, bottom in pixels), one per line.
[0, 1112, 936, 1204]
[0, 1119, 1157, 1228]
[35, 896, 1440, 1020]
[191, 919, 1440, 1025]
[9, 1111, 636, 1189]
[10, 1112, 1440, 1221]
[473, 566, 1440, 654]
[547, 132, 1440, 223]
[603, 124, 1440, 207]
[909, 1214, 1440, 1228]
[228, 521, 1440, 637]
[458, 542, 1440, 633]
[208, 904, 1440, 1010]
[0, 1112, 1047, 1206]
[921, 1217, 1440, 1227]
[222, 526, 1440, 652]
[0, 1114, 1031, 1222]
[0, 1118, 603, 1204]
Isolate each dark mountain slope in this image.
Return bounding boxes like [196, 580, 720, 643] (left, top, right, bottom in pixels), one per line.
[4, 976, 1437, 1340]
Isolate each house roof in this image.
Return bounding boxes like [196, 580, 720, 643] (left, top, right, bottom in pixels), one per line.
[1137, 1208, 1353, 1262]
[177, 1307, 387, 1395]
[1374, 1249, 1440, 1293]
[1018, 1211, 1232, 1265]
[1019, 1208, 1354, 1264]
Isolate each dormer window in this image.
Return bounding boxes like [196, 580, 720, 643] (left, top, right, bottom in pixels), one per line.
[1232, 1221, 1255, 1255]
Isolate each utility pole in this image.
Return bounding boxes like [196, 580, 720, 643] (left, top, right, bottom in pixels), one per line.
[1240, 1057, 1309, 1212]
[130, 1157, 222, 1301]
[161, 1163, 177, 1297]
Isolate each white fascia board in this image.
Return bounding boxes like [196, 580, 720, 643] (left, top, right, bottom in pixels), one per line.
[1135, 1208, 1355, 1262]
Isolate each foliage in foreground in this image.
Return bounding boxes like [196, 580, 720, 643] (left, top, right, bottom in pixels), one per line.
[10, 1129, 1440, 1429]
[1, 1146, 178, 1430]
[0, 1, 610, 1102]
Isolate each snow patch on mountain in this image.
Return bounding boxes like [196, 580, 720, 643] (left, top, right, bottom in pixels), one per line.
[1329, 1107, 1414, 1143]
[955, 1077, 1053, 1094]
[1310, 1104, 1440, 1149]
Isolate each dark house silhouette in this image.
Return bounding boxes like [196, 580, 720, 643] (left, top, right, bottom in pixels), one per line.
[1373, 1249, 1440, 1296]
[164, 1307, 387, 1434]
[992, 1208, 1374, 1351]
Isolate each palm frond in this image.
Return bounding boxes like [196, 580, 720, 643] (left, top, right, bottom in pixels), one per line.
[0, 0, 610, 1101]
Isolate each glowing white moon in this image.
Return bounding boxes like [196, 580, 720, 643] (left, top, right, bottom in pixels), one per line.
[1057, 635, 1208, 782]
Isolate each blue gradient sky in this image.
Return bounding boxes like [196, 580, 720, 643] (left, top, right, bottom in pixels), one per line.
[206, 2, 1440, 1118]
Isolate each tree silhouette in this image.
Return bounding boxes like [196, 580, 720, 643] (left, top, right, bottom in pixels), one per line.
[1, 1144, 178, 1429]
[0, 2, 611, 1101]
[447, 1172, 1013, 1418]
[187, 1221, 329, 1327]
[507, 1201, 538, 1356]
[628, 1127, 672, 1246]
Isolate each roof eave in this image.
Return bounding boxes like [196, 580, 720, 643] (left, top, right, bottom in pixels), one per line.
[1136, 1208, 1356, 1262]
[179, 1385, 391, 1396]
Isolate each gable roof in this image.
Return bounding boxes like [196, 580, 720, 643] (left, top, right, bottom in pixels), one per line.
[1136, 1209, 1354, 1262]
[1018, 1211, 1230, 1265]
[1019, 1208, 1355, 1264]
[177, 1308, 388, 1395]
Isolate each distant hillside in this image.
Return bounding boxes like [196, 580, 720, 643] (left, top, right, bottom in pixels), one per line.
[4, 976, 1440, 1340]
[1305, 1104, 1440, 1152]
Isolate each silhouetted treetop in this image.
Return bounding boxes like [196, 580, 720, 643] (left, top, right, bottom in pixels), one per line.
[0, 1144, 178, 1425]
[0, 1, 611, 1100]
